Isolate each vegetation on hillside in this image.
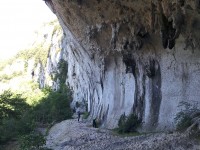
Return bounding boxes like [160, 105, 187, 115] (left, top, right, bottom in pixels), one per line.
[0, 44, 49, 74]
[17, 44, 50, 68]
[0, 19, 62, 73]
[0, 20, 68, 149]
[0, 86, 72, 149]
[0, 71, 23, 83]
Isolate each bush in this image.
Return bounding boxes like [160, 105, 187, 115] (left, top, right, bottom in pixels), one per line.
[0, 90, 30, 120]
[175, 114, 192, 131]
[0, 116, 34, 144]
[118, 113, 126, 133]
[0, 91, 32, 144]
[175, 101, 200, 131]
[16, 111, 36, 135]
[118, 113, 141, 133]
[82, 112, 90, 119]
[19, 132, 46, 150]
[0, 87, 73, 146]
[32, 88, 72, 124]
[0, 118, 18, 144]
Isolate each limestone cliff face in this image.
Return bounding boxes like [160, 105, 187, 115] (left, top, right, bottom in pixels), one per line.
[29, 21, 63, 90]
[45, 0, 200, 131]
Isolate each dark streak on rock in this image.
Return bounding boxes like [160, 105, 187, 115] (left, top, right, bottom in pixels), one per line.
[148, 60, 162, 128]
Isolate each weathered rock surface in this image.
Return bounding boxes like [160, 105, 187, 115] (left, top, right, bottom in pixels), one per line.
[45, 0, 200, 131]
[45, 119, 200, 150]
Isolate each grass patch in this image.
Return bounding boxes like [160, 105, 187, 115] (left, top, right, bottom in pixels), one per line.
[112, 128, 143, 137]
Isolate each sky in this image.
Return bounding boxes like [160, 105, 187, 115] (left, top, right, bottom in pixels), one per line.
[0, 0, 56, 61]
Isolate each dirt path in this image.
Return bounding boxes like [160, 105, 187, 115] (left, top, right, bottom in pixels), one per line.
[45, 119, 200, 150]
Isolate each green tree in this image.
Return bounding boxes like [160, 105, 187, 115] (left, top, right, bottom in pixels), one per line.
[33, 88, 72, 124]
[0, 91, 32, 144]
[0, 90, 30, 120]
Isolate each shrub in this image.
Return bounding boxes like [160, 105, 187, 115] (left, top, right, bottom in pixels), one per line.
[16, 111, 36, 135]
[0, 91, 32, 144]
[0, 84, 73, 146]
[175, 114, 192, 131]
[175, 101, 200, 131]
[32, 88, 72, 124]
[0, 117, 34, 144]
[19, 132, 46, 150]
[118, 113, 126, 133]
[0, 72, 23, 83]
[0, 90, 30, 120]
[0, 87, 72, 144]
[118, 113, 141, 133]
[82, 112, 90, 119]
[0, 118, 18, 144]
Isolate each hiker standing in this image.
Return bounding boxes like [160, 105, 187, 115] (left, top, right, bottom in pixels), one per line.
[78, 111, 81, 122]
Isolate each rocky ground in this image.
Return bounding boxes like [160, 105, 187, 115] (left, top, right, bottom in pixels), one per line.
[45, 119, 200, 150]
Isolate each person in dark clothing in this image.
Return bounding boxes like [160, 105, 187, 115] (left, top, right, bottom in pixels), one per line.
[93, 118, 97, 128]
[78, 111, 81, 122]
[31, 70, 34, 79]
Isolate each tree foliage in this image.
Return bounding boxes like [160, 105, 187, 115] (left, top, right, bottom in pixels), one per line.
[0, 90, 30, 120]
[19, 132, 46, 150]
[0, 91, 32, 144]
[0, 87, 72, 146]
[32, 87, 72, 124]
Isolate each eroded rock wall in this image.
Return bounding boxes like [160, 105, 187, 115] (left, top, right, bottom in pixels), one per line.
[45, 0, 200, 131]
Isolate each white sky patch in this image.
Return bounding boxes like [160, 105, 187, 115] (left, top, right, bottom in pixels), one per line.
[0, 0, 56, 61]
